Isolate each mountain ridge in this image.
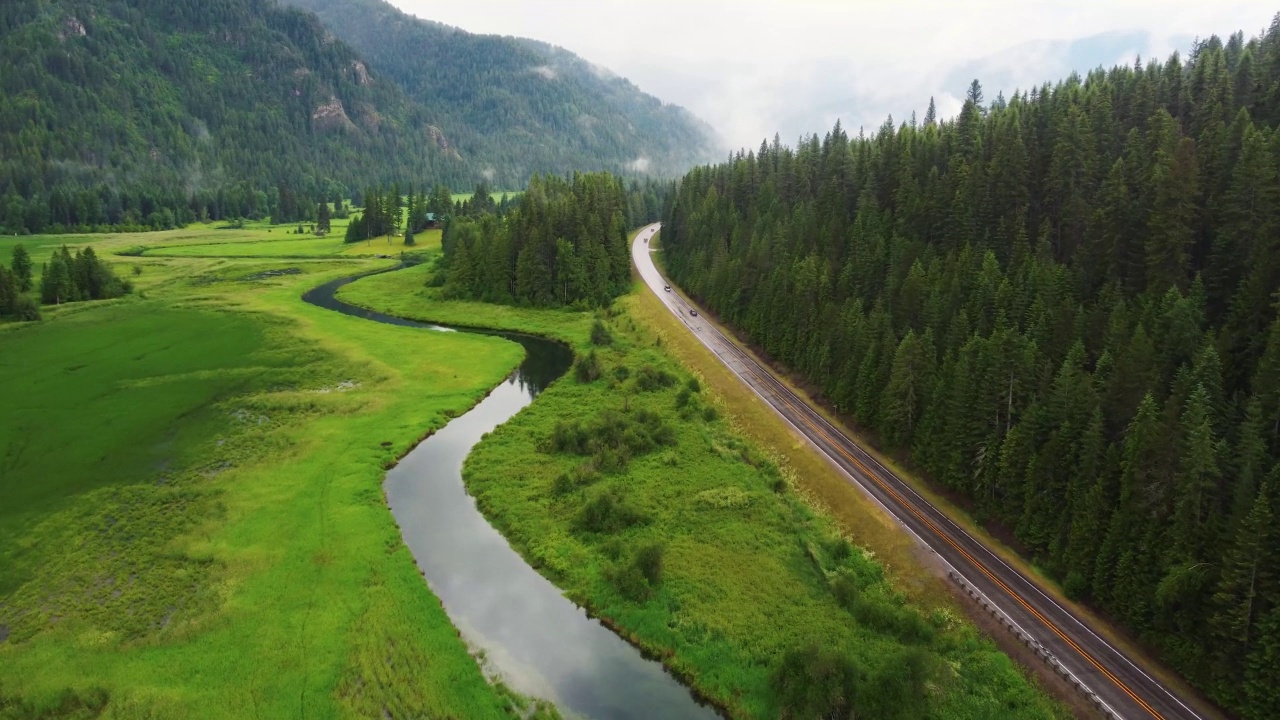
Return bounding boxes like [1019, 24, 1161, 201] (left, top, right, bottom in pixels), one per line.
[282, 0, 722, 186]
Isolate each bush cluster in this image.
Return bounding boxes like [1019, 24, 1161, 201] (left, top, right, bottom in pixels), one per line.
[544, 409, 676, 473]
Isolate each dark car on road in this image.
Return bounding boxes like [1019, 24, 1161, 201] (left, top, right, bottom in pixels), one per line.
[664, 285, 671, 291]
[690, 309, 698, 317]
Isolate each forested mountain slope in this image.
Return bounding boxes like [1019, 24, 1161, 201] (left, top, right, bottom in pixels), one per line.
[0, 0, 474, 231]
[283, 0, 722, 186]
[663, 19, 1280, 720]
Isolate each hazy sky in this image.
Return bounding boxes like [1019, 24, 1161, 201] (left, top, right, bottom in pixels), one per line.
[390, 1, 1273, 149]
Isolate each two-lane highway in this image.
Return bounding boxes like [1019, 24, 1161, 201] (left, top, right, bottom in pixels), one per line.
[632, 223, 1214, 720]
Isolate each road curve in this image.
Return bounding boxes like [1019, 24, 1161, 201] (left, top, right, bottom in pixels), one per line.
[632, 223, 1215, 720]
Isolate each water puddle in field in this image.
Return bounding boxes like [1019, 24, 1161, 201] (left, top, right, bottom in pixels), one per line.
[303, 271, 717, 720]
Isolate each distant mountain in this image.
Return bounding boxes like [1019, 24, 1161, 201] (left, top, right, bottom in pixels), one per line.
[0, 0, 717, 233]
[942, 31, 1196, 104]
[282, 0, 723, 186]
[0, 0, 471, 219]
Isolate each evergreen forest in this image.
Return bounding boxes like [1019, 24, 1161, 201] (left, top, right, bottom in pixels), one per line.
[439, 173, 667, 307]
[283, 0, 721, 185]
[662, 19, 1280, 719]
[0, 0, 715, 236]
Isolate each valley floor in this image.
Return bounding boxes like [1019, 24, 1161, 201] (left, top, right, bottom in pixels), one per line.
[0, 228, 538, 718]
[1, 224, 1066, 719]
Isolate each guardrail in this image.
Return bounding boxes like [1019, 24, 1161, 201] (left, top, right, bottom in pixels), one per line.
[947, 569, 1122, 719]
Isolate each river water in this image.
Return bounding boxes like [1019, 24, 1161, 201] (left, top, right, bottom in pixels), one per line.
[302, 272, 717, 720]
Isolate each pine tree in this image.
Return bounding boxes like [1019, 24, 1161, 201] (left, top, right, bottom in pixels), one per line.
[10, 243, 32, 292]
[1212, 485, 1275, 690]
[1246, 603, 1280, 719]
[881, 330, 933, 446]
[1171, 385, 1223, 560]
[40, 253, 72, 305]
[966, 79, 985, 111]
[317, 202, 331, 234]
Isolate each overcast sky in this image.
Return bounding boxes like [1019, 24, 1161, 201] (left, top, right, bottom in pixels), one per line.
[390, 1, 1273, 150]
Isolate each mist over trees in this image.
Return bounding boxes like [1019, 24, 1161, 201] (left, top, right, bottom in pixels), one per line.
[663, 19, 1280, 719]
[0, 0, 714, 237]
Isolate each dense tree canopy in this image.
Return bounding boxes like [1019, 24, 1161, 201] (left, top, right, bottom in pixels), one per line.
[283, 0, 721, 186]
[0, 0, 714, 237]
[663, 19, 1280, 719]
[438, 173, 666, 307]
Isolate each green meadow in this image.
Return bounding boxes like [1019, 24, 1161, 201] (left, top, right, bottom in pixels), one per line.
[0, 228, 550, 718]
[1, 221, 1065, 719]
[337, 259, 1069, 720]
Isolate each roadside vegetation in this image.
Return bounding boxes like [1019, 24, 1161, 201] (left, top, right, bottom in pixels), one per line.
[0, 227, 555, 718]
[661, 21, 1280, 718]
[338, 258, 1069, 719]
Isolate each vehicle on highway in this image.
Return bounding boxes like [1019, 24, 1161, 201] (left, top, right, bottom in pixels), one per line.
[690, 309, 698, 317]
[664, 285, 671, 292]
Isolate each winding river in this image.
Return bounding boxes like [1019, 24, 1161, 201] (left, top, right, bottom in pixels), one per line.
[302, 271, 717, 720]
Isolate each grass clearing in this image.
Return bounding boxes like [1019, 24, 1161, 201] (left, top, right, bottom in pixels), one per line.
[0, 227, 547, 717]
[338, 254, 1070, 720]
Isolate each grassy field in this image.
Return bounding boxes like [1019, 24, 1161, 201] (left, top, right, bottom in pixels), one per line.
[0, 228, 551, 717]
[337, 260, 1070, 720]
[0, 220, 440, 266]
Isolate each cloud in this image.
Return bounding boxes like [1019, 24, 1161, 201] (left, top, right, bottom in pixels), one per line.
[628, 156, 651, 173]
[531, 65, 557, 80]
[391, 1, 1274, 149]
[481, 167, 496, 182]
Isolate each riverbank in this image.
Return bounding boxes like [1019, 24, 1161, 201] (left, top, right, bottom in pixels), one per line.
[0, 235, 540, 717]
[336, 259, 1071, 719]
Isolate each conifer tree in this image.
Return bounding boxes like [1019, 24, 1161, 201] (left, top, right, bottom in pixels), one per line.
[10, 243, 32, 292]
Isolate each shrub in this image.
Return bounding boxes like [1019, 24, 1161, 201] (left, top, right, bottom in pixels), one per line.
[545, 409, 675, 472]
[544, 421, 590, 454]
[607, 542, 665, 602]
[612, 365, 630, 382]
[590, 319, 614, 346]
[633, 542, 665, 585]
[833, 577, 935, 645]
[574, 350, 603, 383]
[634, 365, 677, 392]
[13, 295, 40, 321]
[610, 563, 651, 602]
[575, 487, 645, 534]
[675, 388, 692, 409]
[770, 645, 860, 720]
[686, 377, 701, 393]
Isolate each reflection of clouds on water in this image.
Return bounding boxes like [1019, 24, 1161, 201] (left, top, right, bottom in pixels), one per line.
[306, 270, 711, 720]
[387, 380, 714, 720]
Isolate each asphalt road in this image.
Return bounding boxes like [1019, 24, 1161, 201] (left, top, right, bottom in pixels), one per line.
[632, 223, 1214, 720]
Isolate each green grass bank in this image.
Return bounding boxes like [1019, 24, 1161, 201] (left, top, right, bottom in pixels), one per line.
[0, 229, 547, 718]
[337, 260, 1070, 720]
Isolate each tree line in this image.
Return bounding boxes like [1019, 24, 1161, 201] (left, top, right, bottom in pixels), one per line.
[0, 244, 38, 320]
[0, 0, 706, 238]
[0, 243, 131, 322]
[0, 0, 471, 237]
[437, 173, 667, 307]
[662, 18, 1280, 719]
